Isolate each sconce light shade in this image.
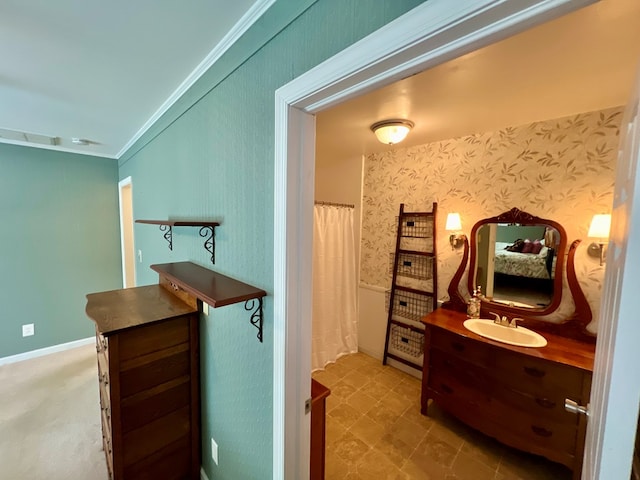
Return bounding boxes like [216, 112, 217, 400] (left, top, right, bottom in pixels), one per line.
[588, 214, 611, 239]
[370, 119, 414, 145]
[587, 213, 611, 266]
[445, 213, 462, 232]
[445, 212, 465, 250]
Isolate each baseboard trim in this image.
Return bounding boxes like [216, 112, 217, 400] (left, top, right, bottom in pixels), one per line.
[0, 336, 95, 366]
[200, 467, 210, 480]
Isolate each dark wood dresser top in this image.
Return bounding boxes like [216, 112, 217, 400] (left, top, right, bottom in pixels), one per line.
[423, 309, 596, 372]
[150, 262, 266, 308]
[86, 285, 197, 336]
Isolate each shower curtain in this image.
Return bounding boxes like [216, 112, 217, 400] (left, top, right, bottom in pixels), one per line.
[312, 204, 358, 371]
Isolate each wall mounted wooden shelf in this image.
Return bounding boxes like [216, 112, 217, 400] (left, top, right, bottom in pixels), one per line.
[151, 262, 267, 342]
[136, 220, 220, 264]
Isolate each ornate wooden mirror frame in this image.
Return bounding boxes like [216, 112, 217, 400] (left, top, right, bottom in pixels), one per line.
[443, 207, 596, 343]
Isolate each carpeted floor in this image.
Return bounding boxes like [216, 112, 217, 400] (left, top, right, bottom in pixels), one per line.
[0, 344, 109, 480]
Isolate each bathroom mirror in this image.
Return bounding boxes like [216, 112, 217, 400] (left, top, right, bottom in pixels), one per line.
[468, 208, 567, 316]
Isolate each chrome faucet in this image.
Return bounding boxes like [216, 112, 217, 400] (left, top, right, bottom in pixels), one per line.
[509, 317, 524, 328]
[490, 312, 508, 326]
[489, 312, 523, 328]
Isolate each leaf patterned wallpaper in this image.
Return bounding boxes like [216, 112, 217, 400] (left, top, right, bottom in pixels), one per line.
[361, 107, 623, 331]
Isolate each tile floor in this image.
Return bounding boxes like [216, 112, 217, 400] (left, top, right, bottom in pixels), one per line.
[312, 352, 573, 480]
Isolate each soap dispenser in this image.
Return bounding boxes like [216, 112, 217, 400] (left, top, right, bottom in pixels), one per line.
[467, 286, 481, 318]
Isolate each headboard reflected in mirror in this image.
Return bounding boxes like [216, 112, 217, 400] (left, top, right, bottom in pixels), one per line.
[443, 207, 596, 343]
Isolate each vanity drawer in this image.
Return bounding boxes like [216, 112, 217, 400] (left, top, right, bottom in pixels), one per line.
[490, 381, 579, 424]
[492, 348, 585, 397]
[427, 368, 489, 408]
[429, 327, 490, 365]
[490, 401, 578, 453]
[429, 348, 490, 392]
[430, 348, 579, 424]
[424, 372, 574, 454]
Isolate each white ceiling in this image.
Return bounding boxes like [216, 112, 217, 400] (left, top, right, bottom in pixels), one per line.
[2, 0, 638, 162]
[0, 0, 271, 158]
[316, 0, 640, 161]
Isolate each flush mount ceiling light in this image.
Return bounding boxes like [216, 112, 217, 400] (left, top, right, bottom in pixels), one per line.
[370, 119, 414, 145]
[71, 138, 90, 145]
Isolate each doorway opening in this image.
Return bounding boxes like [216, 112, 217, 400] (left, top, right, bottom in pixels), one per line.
[118, 176, 136, 288]
[273, 2, 602, 478]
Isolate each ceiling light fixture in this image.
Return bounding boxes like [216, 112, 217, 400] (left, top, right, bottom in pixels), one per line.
[71, 138, 90, 145]
[370, 119, 414, 145]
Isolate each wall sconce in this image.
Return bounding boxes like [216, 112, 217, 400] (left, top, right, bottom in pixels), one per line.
[587, 213, 611, 266]
[370, 119, 414, 145]
[445, 212, 465, 250]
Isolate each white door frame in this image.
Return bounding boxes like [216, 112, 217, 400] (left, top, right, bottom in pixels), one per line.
[583, 65, 640, 479]
[118, 176, 136, 288]
[273, 0, 596, 478]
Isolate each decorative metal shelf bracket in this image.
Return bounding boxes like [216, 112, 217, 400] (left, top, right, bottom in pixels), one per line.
[199, 226, 216, 264]
[159, 224, 173, 250]
[245, 297, 264, 343]
[137, 221, 219, 263]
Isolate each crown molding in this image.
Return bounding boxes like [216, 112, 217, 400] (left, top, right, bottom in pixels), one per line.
[116, 0, 276, 159]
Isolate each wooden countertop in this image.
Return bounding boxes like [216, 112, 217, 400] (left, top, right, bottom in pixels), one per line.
[86, 285, 197, 336]
[422, 309, 595, 372]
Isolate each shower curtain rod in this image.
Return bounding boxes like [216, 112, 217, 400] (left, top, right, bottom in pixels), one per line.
[314, 200, 355, 209]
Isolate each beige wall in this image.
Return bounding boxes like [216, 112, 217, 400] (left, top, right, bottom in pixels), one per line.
[314, 153, 365, 280]
[361, 106, 624, 331]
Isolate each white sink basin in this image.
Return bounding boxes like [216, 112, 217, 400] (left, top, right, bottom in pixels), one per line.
[463, 319, 547, 348]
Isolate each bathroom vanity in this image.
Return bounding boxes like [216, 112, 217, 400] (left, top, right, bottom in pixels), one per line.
[426, 207, 597, 480]
[421, 309, 594, 478]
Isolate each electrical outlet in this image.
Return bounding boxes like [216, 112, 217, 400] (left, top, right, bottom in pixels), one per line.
[211, 438, 218, 465]
[137, 249, 143, 263]
[203, 302, 209, 315]
[22, 324, 34, 337]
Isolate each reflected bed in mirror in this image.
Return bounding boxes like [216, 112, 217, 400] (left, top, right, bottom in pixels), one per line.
[474, 223, 560, 309]
[469, 208, 566, 316]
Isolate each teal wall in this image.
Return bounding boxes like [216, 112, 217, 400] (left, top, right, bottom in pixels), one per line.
[0, 144, 122, 357]
[118, 0, 425, 478]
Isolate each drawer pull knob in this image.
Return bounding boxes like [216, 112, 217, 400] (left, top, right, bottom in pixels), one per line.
[440, 383, 454, 394]
[523, 366, 546, 378]
[531, 425, 553, 437]
[451, 342, 465, 352]
[535, 398, 556, 409]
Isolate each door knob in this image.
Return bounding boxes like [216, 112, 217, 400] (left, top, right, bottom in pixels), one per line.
[565, 398, 590, 417]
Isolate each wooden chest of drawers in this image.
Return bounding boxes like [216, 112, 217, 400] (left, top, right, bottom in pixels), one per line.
[421, 309, 594, 480]
[87, 285, 200, 480]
